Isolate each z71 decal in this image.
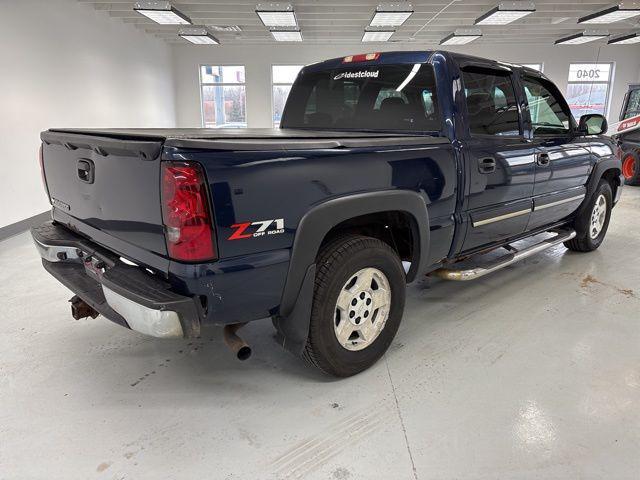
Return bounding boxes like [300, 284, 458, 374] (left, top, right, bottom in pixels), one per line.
[228, 218, 285, 240]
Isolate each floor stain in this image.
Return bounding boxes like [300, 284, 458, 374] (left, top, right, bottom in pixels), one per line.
[333, 467, 352, 479]
[238, 428, 261, 448]
[130, 342, 207, 387]
[580, 274, 635, 298]
[96, 462, 111, 472]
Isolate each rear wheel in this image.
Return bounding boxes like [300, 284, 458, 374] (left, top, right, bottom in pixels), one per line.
[622, 154, 640, 186]
[564, 179, 613, 252]
[302, 235, 406, 377]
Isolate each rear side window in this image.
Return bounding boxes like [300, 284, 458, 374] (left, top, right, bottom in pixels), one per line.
[623, 88, 640, 119]
[522, 76, 572, 136]
[281, 64, 441, 133]
[461, 68, 521, 136]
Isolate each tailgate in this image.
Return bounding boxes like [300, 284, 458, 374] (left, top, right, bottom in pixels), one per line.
[40, 129, 168, 267]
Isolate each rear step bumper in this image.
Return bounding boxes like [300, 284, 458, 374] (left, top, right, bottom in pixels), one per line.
[431, 229, 576, 281]
[31, 222, 200, 338]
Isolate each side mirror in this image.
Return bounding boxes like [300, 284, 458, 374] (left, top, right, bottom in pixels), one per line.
[578, 114, 608, 135]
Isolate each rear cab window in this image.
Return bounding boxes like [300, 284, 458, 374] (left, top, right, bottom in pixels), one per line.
[281, 63, 441, 133]
[460, 67, 521, 137]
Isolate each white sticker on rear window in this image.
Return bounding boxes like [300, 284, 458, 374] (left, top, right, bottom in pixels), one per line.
[333, 70, 379, 81]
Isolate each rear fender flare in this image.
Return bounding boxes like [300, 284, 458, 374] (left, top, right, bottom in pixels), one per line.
[275, 190, 429, 354]
[280, 190, 429, 317]
[274, 190, 429, 354]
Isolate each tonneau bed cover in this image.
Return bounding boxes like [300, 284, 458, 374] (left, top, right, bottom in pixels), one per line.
[43, 128, 449, 151]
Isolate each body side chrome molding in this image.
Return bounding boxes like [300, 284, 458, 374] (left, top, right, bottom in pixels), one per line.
[534, 194, 585, 211]
[472, 208, 531, 227]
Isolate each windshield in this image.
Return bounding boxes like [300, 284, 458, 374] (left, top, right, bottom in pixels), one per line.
[623, 88, 640, 120]
[281, 63, 441, 133]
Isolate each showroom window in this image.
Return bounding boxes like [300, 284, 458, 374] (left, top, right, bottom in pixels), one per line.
[565, 63, 613, 118]
[520, 63, 543, 72]
[200, 66, 246, 128]
[272, 65, 303, 126]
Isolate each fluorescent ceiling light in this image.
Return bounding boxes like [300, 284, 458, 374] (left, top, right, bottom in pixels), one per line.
[475, 1, 536, 25]
[555, 31, 609, 45]
[256, 3, 297, 27]
[134, 1, 191, 25]
[270, 29, 303, 41]
[608, 31, 640, 44]
[440, 29, 483, 45]
[578, 3, 640, 24]
[179, 34, 219, 44]
[362, 30, 395, 42]
[370, 3, 414, 27]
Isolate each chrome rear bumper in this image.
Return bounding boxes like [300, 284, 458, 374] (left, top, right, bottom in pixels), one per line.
[31, 222, 200, 338]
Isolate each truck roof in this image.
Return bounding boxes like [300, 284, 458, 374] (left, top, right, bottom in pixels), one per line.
[304, 50, 546, 77]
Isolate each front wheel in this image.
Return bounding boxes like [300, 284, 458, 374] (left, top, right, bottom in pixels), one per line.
[564, 179, 613, 252]
[302, 235, 406, 377]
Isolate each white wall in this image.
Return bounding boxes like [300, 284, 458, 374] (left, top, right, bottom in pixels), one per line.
[0, 0, 176, 228]
[172, 42, 640, 129]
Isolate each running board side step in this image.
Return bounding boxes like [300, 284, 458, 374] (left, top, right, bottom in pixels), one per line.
[430, 229, 576, 281]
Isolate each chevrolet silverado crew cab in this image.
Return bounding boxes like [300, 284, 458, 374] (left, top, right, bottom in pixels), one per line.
[33, 51, 623, 377]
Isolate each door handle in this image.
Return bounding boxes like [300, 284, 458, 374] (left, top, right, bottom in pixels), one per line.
[536, 153, 550, 167]
[478, 157, 496, 174]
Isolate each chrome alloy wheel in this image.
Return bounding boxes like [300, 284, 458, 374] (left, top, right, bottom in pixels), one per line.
[333, 267, 391, 351]
[589, 194, 607, 239]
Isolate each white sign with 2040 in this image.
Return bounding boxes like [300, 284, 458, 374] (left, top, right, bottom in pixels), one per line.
[568, 63, 612, 83]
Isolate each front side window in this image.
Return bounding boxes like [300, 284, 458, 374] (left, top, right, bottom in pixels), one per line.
[200, 66, 246, 128]
[272, 65, 303, 127]
[280, 64, 440, 133]
[461, 68, 521, 136]
[523, 76, 572, 136]
[565, 63, 613, 118]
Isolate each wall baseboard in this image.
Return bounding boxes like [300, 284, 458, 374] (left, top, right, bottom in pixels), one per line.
[0, 211, 51, 241]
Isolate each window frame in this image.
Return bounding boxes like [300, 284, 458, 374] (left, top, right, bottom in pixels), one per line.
[460, 65, 524, 138]
[271, 64, 304, 128]
[521, 74, 576, 138]
[565, 62, 614, 119]
[198, 64, 247, 128]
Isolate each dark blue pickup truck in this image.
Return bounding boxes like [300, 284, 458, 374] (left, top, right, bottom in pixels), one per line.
[33, 51, 623, 376]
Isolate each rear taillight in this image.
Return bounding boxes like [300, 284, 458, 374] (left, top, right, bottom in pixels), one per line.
[161, 162, 216, 262]
[38, 143, 50, 199]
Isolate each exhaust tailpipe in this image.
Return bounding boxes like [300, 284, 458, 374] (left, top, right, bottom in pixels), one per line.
[223, 323, 252, 361]
[70, 295, 99, 319]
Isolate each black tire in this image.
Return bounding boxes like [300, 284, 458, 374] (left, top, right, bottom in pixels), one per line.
[302, 235, 406, 377]
[564, 179, 613, 252]
[622, 153, 640, 186]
